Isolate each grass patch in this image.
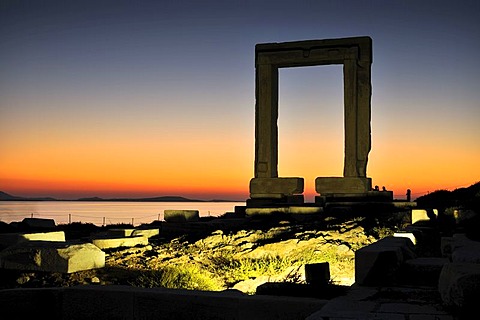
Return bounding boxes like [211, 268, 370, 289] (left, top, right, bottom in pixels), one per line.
[208, 254, 295, 285]
[129, 264, 223, 291]
[207, 247, 343, 286]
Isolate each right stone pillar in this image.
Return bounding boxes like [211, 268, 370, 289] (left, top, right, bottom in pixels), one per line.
[315, 38, 373, 198]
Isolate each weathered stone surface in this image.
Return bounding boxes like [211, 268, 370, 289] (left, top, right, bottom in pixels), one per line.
[289, 206, 323, 215]
[164, 210, 199, 222]
[451, 241, 480, 263]
[394, 231, 417, 245]
[441, 234, 480, 263]
[105, 228, 160, 239]
[21, 217, 56, 229]
[438, 262, 480, 310]
[249, 193, 284, 199]
[255, 282, 347, 299]
[250, 37, 373, 201]
[245, 207, 289, 216]
[0, 231, 65, 249]
[377, 302, 449, 315]
[401, 257, 449, 286]
[249, 177, 304, 196]
[441, 236, 455, 258]
[0, 287, 62, 319]
[306, 285, 453, 320]
[355, 236, 415, 286]
[0, 241, 105, 273]
[245, 206, 322, 217]
[0, 285, 328, 320]
[241, 238, 300, 259]
[92, 235, 148, 250]
[315, 177, 372, 194]
[233, 275, 272, 294]
[305, 262, 330, 286]
[355, 245, 403, 286]
[106, 228, 135, 237]
[132, 228, 160, 238]
[379, 236, 416, 254]
[411, 209, 438, 224]
[247, 195, 305, 207]
[306, 295, 377, 320]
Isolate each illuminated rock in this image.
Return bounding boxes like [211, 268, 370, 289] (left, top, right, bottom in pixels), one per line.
[0, 241, 105, 273]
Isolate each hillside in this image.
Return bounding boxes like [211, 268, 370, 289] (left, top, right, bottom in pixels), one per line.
[415, 181, 480, 211]
[0, 191, 56, 201]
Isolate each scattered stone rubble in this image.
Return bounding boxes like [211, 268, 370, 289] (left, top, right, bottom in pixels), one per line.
[0, 241, 105, 273]
[0, 217, 160, 274]
[0, 207, 478, 319]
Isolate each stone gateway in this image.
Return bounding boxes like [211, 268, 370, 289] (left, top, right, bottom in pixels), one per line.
[248, 36, 392, 207]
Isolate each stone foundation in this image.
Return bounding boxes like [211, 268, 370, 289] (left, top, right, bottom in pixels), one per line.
[315, 177, 372, 194]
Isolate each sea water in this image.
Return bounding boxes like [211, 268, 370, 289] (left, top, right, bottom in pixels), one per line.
[0, 201, 245, 226]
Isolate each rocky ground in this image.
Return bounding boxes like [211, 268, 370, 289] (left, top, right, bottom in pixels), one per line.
[0, 210, 403, 293]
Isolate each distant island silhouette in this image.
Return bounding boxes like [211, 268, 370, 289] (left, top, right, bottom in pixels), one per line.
[0, 191, 237, 203]
[2, 182, 478, 206]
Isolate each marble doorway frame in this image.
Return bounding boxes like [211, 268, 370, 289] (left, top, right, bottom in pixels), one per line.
[249, 36, 373, 201]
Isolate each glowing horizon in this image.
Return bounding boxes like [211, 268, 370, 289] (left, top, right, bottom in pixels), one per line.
[2, 176, 478, 202]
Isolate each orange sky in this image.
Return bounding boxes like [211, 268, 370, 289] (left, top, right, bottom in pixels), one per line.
[1, 114, 478, 201]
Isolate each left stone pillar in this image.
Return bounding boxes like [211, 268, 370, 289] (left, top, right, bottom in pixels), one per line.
[254, 63, 278, 178]
[249, 48, 304, 204]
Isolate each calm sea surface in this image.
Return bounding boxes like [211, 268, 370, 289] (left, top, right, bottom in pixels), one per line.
[0, 201, 245, 226]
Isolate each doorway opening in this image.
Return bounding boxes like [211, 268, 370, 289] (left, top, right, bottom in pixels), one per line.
[279, 65, 344, 202]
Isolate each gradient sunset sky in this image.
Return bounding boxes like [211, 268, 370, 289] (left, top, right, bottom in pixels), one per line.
[1, 0, 479, 201]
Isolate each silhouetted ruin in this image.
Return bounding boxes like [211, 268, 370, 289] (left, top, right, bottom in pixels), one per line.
[246, 37, 395, 213]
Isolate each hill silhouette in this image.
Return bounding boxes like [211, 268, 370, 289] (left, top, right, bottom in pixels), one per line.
[0, 191, 236, 202]
[0, 191, 56, 201]
[77, 196, 204, 202]
[415, 181, 480, 212]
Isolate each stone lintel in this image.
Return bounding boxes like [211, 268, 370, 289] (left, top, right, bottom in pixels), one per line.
[315, 177, 372, 194]
[255, 36, 372, 63]
[250, 177, 304, 196]
[257, 48, 351, 67]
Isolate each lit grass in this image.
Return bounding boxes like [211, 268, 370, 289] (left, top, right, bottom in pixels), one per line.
[209, 254, 292, 284]
[207, 247, 345, 286]
[129, 264, 223, 291]
[129, 231, 367, 291]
